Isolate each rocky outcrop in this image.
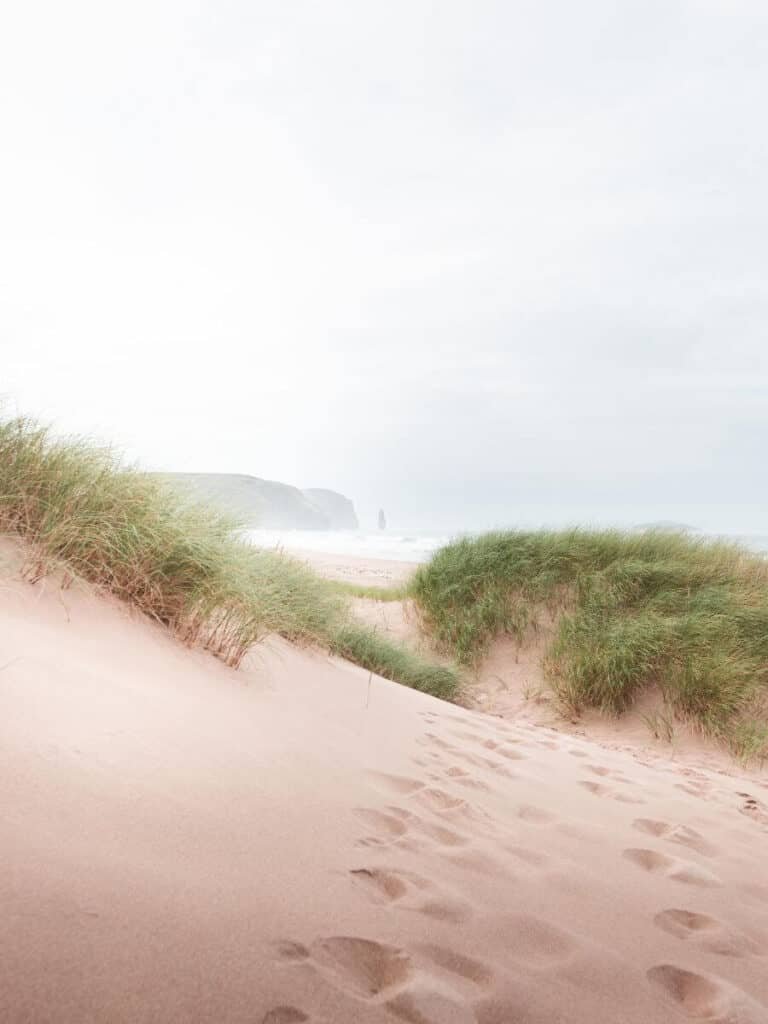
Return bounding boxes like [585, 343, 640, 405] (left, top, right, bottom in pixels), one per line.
[160, 473, 358, 530]
[301, 488, 359, 530]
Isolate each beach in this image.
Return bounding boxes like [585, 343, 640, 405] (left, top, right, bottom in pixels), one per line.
[3, 543, 767, 1023]
[6, 0, 768, 1018]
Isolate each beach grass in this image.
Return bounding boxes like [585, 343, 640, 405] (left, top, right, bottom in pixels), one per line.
[411, 529, 768, 756]
[0, 414, 459, 699]
[328, 581, 410, 601]
[331, 624, 458, 699]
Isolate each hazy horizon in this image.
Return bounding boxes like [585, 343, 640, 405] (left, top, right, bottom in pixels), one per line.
[3, 2, 767, 535]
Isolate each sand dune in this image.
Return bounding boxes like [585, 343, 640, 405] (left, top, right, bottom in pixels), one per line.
[2, 566, 768, 1022]
[347, 574, 761, 774]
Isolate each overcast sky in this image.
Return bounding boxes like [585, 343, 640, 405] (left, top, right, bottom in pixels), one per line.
[2, 1, 767, 531]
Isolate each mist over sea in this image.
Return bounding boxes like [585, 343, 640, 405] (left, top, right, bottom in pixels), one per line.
[246, 526, 768, 564]
[246, 528, 449, 562]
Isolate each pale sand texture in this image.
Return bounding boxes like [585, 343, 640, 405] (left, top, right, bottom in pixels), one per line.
[292, 548, 418, 588]
[2, 560, 768, 1022]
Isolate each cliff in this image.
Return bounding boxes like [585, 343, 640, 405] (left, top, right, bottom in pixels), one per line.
[301, 488, 359, 530]
[159, 473, 359, 530]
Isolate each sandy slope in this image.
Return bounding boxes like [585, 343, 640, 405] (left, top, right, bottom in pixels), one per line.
[2, 563, 768, 1022]
[351, 594, 741, 754]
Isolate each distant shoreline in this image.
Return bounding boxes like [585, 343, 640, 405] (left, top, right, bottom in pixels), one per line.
[288, 547, 419, 588]
[245, 526, 768, 566]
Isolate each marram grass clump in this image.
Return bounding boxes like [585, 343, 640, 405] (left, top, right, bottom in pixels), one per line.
[331, 624, 458, 700]
[412, 529, 768, 757]
[0, 415, 458, 699]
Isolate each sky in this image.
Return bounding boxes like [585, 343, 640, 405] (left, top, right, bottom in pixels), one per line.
[2, 1, 767, 532]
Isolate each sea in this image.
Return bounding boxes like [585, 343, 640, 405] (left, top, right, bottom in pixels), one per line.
[245, 528, 449, 563]
[245, 527, 768, 564]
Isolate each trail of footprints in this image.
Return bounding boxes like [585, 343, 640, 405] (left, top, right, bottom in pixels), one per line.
[267, 916, 581, 1024]
[622, 807, 768, 1017]
[262, 717, 572, 1021]
[263, 710, 768, 1023]
[268, 934, 493, 1023]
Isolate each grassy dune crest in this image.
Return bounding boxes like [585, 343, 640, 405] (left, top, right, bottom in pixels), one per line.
[0, 415, 458, 697]
[412, 530, 768, 757]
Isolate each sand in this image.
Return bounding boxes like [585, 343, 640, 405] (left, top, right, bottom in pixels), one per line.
[2, 548, 768, 1023]
[292, 548, 418, 589]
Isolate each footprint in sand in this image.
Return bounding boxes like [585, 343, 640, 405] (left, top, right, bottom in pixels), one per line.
[419, 712, 440, 725]
[417, 900, 474, 925]
[422, 733, 461, 754]
[416, 944, 494, 988]
[440, 745, 518, 779]
[277, 934, 490, 1023]
[737, 792, 768, 828]
[420, 820, 470, 847]
[385, 947, 493, 1022]
[442, 765, 493, 793]
[386, 986, 477, 1024]
[579, 780, 645, 805]
[473, 755, 519, 779]
[261, 1009, 310, 1024]
[273, 941, 311, 963]
[354, 805, 470, 850]
[354, 808, 409, 845]
[419, 733, 518, 782]
[365, 764, 497, 844]
[459, 734, 526, 760]
[348, 866, 473, 924]
[350, 867, 416, 903]
[271, 940, 418, 1011]
[675, 781, 712, 798]
[584, 763, 632, 783]
[632, 818, 719, 857]
[495, 745, 527, 761]
[648, 964, 767, 1021]
[414, 787, 470, 814]
[495, 914, 576, 965]
[654, 909, 767, 957]
[450, 728, 491, 745]
[293, 936, 412, 1000]
[516, 805, 555, 825]
[450, 733, 528, 757]
[414, 786, 495, 829]
[622, 848, 722, 887]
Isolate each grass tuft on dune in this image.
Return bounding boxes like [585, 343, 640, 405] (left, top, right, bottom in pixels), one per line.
[0, 415, 459, 698]
[412, 529, 768, 757]
[331, 624, 458, 699]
